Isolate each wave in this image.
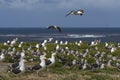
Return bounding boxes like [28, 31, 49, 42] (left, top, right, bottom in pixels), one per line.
[67, 34, 106, 38]
[0, 33, 120, 39]
[0, 33, 65, 37]
[0, 34, 38, 37]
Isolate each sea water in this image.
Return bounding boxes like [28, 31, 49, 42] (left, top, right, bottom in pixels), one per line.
[0, 28, 120, 43]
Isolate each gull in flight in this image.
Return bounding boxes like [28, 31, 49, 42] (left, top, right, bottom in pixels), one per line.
[66, 9, 84, 16]
[47, 25, 62, 32]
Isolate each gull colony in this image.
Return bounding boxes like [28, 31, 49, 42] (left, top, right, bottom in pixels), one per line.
[0, 38, 120, 75]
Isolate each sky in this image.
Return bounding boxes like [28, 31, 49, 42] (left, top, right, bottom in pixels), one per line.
[0, 0, 120, 28]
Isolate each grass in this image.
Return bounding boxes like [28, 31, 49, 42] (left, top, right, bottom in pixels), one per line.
[0, 41, 120, 80]
[0, 67, 120, 80]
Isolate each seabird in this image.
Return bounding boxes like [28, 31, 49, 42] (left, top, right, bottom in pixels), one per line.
[56, 44, 60, 51]
[30, 55, 46, 71]
[18, 41, 23, 48]
[45, 52, 56, 66]
[48, 38, 53, 42]
[55, 40, 59, 44]
[64, 41, 68, 45]
[9, 62, 19, 69]
[27, 55, 46, 76]
[0, 53, 5, 61]
[66, 9, 84, 16]
[35, 43, 40, 49]
[107, 59, 112, 67]
[13, 51, 25, 60]
[47, 25, 62, 32]
[9, 58, 25, 69]
[10, 59, 26, 74]
[60, 41, 63, 44]
[91, 63, 100, 70]
[100, 63, 105, 69]
[82, 63, 87, 70]
[10, 38, 18, 46]
[65, 59, 77, 68]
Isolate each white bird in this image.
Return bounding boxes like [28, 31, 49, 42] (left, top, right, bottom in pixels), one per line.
[47, 25, 62, 32]
[100, 63, 105, 69]
[0, 53, 5, 61]
[105, 42, 109, 47]
[10, 38, 18, 46]
[107, 59, 112, 67]
[10, 59, 26, 74]
[18, 44, 22, 48]
[43, 40, 47, 43]
[45, 52, 56, 66]
[72, 60, 77, 65]
[36, 44, 39, 49]
[64, 41, 68, 45]
[55, 40, 58, 44]
[7, 40, 10, 44]
[9, 58, 25, 69]
[30, 55, 46, 71]
[79, 40, 82, 44]
[18, 41, 23, 48]
[90, 41, 95, 46]
[77, 43, 81, 46]
[65, 47, 69, 50]
[20, 50, 25, 58]
[3, 42, 7, 46]
[82, 63, 87, 70]
[60, 41, 63, 44]
[111, 47, 116, 53]
[48, 38, 53, 42]
[28, 55, 46, 76]
[13, 50, 25, 60]
[66, 9, 84, 16]
[43, 46, 47, 51]
[41, 42, 46, 47]
[56, 45, 60, 50]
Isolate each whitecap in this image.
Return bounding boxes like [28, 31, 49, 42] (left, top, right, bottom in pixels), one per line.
[67, 34, 105, 38]
[0, 34, 38, 37]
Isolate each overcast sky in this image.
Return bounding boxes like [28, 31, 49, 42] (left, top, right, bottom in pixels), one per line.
[0, 0, 120, 28]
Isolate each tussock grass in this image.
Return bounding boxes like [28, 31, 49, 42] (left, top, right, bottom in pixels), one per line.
[0, 41, 120, 80]
[0, 67, 120, 80]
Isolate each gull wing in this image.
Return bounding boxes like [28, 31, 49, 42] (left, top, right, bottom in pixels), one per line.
[56, 26, 62, 32]
[47, 25, 62, 32]
[47, 26, 55, 29]
[79, 9, 84, 13]
[66, 11, 73, 16]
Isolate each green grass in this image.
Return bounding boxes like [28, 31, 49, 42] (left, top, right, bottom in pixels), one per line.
[1, 41, 120, 80]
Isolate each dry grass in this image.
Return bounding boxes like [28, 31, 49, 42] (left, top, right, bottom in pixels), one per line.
[0, 69, 120, 80]
[0, 71, 86, 80]
[0, 62, 120, 80]
[0, 66, 119, 80]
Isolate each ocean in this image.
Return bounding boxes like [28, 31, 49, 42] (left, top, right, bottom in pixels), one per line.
[0, 28, 120, 43]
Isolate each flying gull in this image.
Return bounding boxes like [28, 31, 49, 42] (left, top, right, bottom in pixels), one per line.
[47, 25, 62, 32]
[66, 9, 84, 16]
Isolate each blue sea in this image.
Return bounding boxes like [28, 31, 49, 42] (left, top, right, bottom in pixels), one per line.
[0, 28, 120, 43]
